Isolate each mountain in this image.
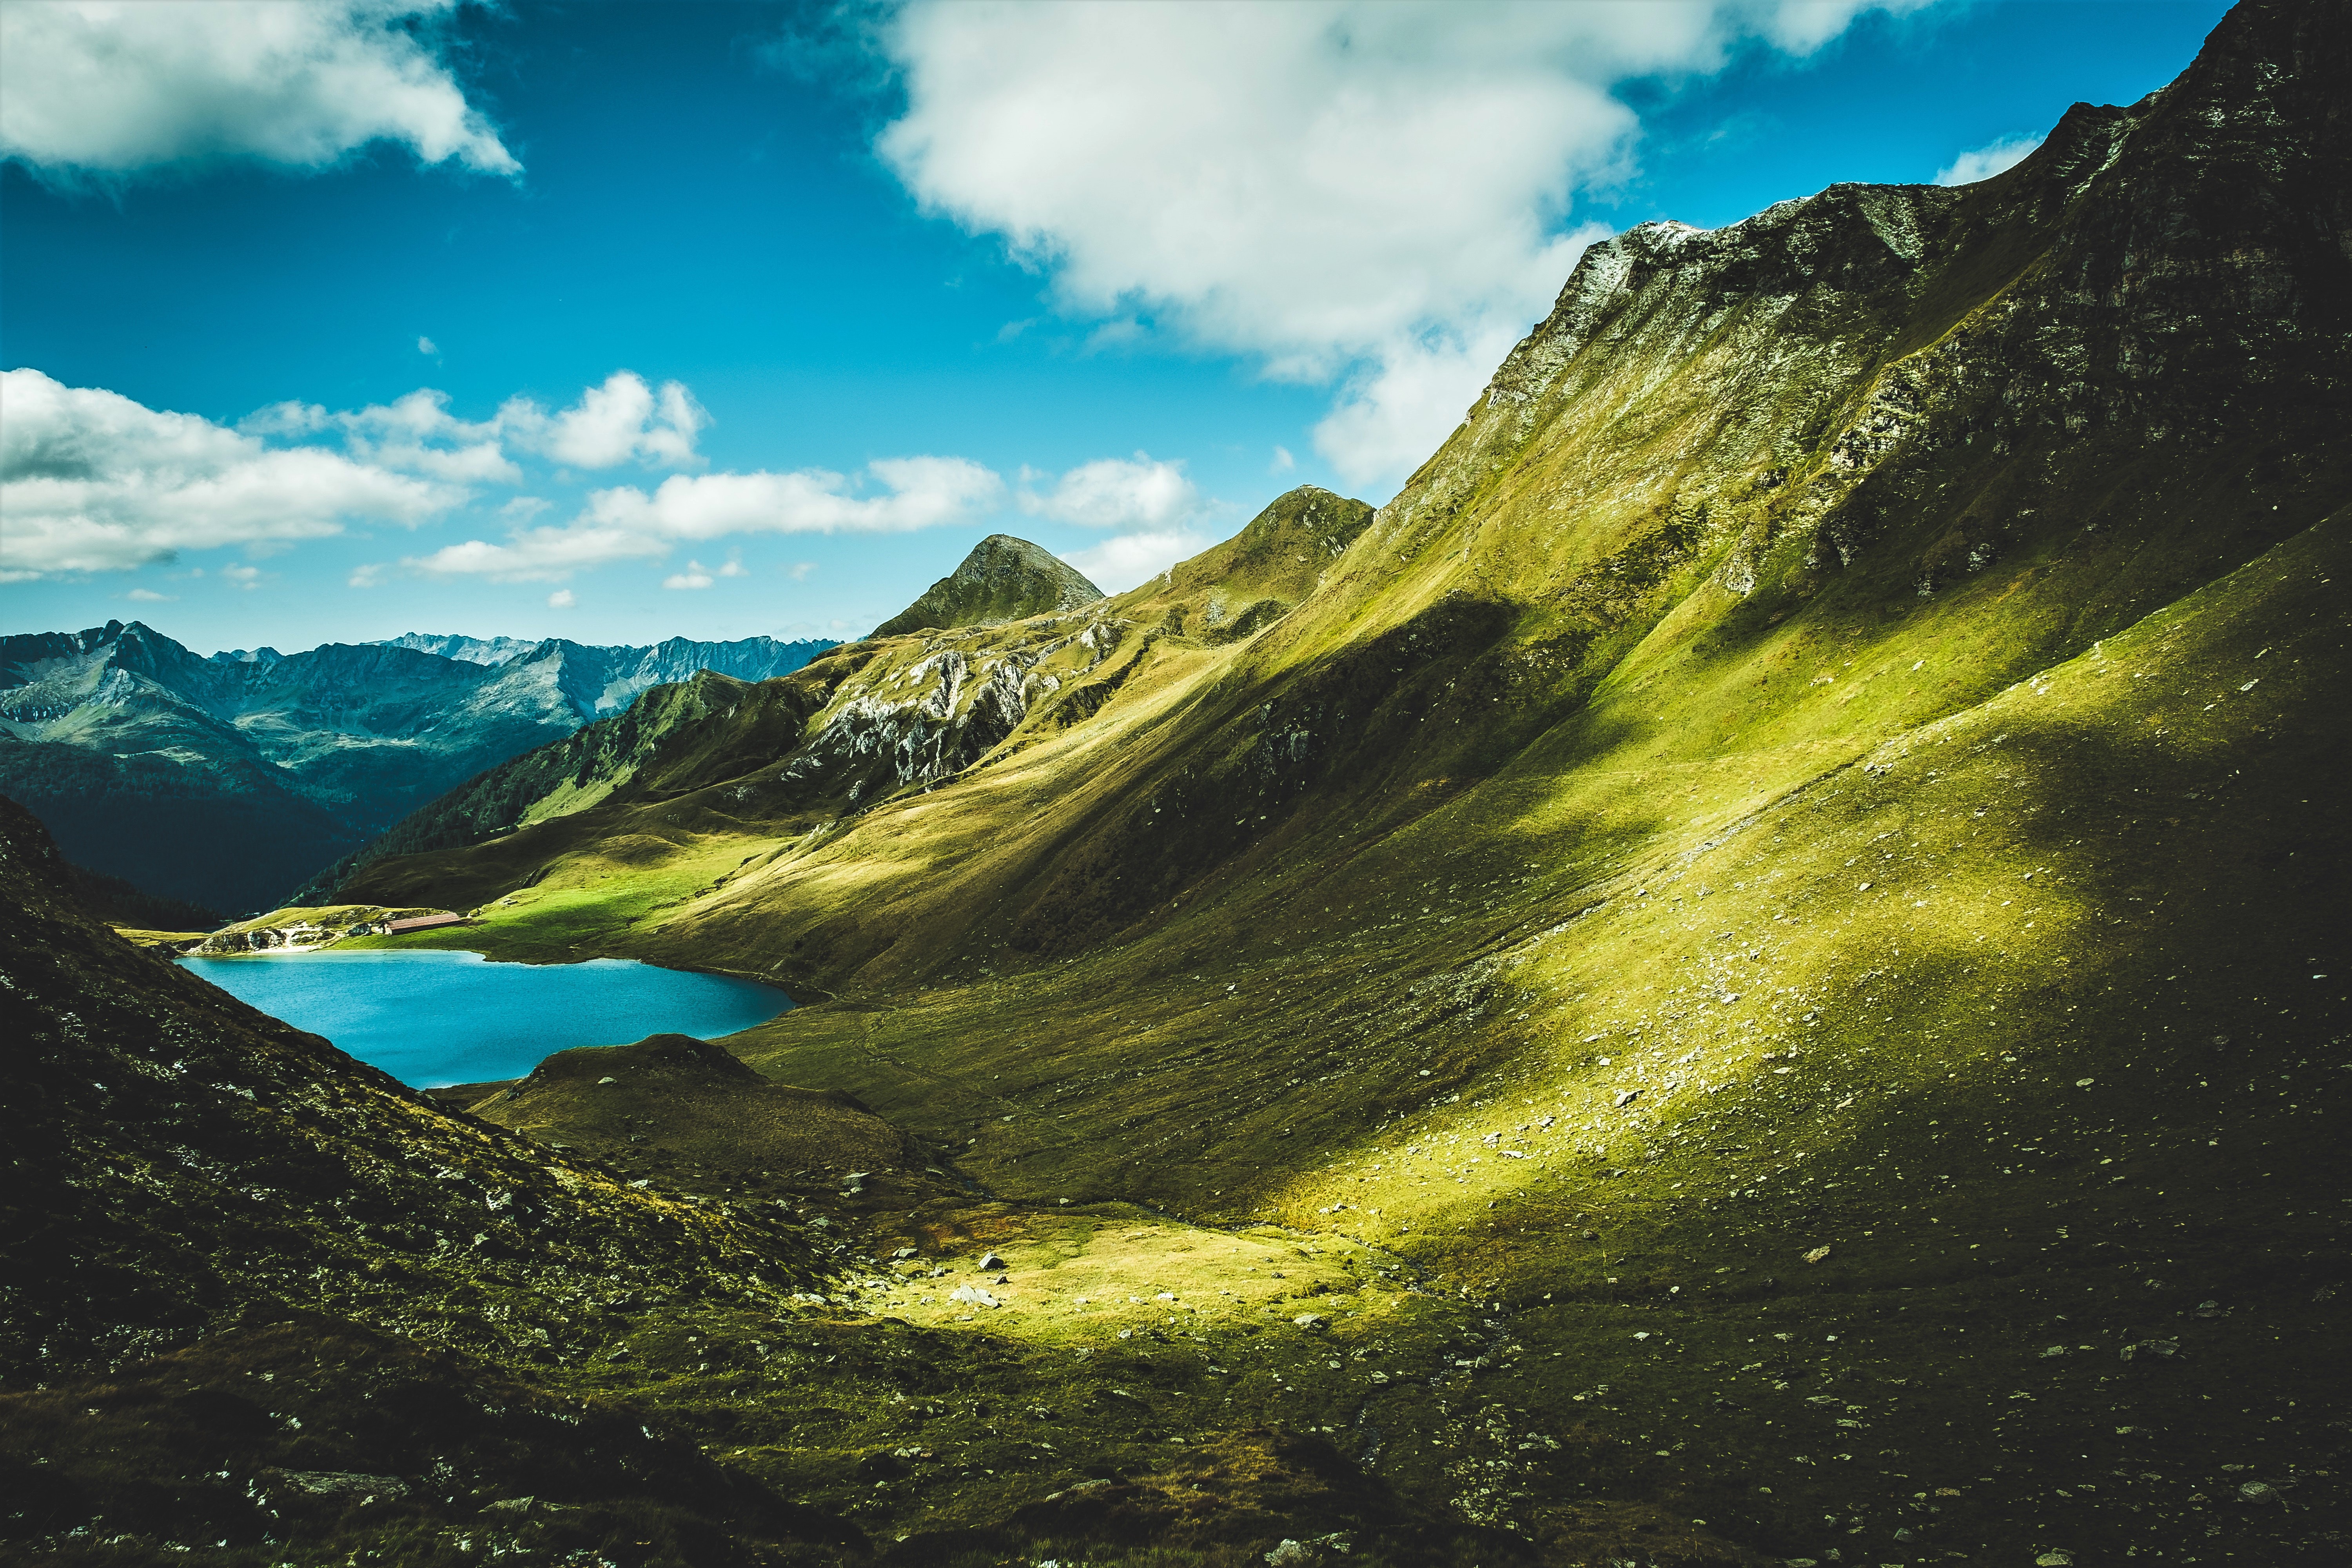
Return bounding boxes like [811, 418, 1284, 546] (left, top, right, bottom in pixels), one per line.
[869, 532, 1104, 637]
[305, 4, 2352, 1560]
[0, 623, 834, 913]
[374, 630, 540, 664]
[20, 4, 2352, 1562]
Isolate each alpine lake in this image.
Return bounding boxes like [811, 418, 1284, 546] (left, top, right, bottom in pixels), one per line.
[181, 948, 789, 1087]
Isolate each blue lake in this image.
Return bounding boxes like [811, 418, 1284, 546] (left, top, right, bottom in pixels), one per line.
[181, 949, 790, 1088]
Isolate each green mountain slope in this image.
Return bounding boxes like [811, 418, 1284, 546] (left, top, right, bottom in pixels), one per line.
[66, 3, 2352, 1562]
[869, 532, 1104, 638]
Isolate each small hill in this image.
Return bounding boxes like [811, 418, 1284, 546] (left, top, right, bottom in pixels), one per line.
[1111, 484, 1375, 641]
[466, 1032, 947, 1208]
[869, 534, 1103, 638]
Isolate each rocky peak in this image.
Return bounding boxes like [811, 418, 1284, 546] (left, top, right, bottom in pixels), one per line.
[870, 533, 1104, 639]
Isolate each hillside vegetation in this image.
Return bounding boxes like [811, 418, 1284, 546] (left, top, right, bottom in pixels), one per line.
[54, 3, 2352, 1563]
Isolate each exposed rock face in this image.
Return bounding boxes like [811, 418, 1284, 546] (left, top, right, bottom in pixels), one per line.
[0, 622, 834, 911]
[869, 534, 1104, 638]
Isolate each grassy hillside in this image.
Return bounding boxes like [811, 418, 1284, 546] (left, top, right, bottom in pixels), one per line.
[154, 2, 2352, 1561]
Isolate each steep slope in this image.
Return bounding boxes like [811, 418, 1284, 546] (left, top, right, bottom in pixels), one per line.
[869, 533, 1103, 637]
[0, 622, 835, 911]
[0, 793, 870, 1560]
[225, 4, 2349, 1561]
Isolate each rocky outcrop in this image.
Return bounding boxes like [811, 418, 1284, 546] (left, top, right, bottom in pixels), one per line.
[870, 534, 1104, 638]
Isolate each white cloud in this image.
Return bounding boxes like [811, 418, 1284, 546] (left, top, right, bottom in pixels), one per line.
[243, 372, 706, 485]
[497, 372, 708, 470]
[787, 561, 816, 581]
[0, 0, 517, 178]
[1019, 453, 1196, 530]
[417, 335, 439, 356]
[408, 457, 1007, 581]
[1933, 132, 2043, 187]
[1270, 445, 1295, 475]
[123, 587, 174, 602]
[719, 555, 748, 578]
[664, 561, 717, 590]
[0, 367, 465, 580]
[1061, 528, 1212, 593]
[348, 564, 381, 588]
[877, 0, 1928, 492]
[222, 564, 264, 590]
[546, 588, 575, 609]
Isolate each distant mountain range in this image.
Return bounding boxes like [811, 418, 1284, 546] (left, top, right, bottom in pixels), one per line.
[0, 622, 833, 913]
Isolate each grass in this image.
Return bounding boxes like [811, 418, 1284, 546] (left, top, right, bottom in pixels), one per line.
[165, 47, 2352, 1557]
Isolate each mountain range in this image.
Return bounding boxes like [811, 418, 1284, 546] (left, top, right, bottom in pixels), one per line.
[7, 4, 2347, 1563]
[0, 623, 833, 913]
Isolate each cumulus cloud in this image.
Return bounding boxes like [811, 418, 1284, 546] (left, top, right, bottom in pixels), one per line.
[1060, 528, 1213, 594]
[1018, 453, 1196, 530]
[547, 588, 576, 609]
[123, 587, 174, 602]
[243, 372, 706, 485]
[417, 335, 439, 356]
[877, 0, 1928, 492]
[0, 367, 465, 581]
[1933, 132, 2044, 187]
[0, 0, 517, 178]
[408, 457, 1007, 581]
[499, 372, 708, 471]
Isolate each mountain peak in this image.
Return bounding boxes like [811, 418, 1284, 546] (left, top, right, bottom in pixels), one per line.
[869, 533, 1104, 639]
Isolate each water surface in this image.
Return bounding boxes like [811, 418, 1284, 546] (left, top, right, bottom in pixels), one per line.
[182, 949, 789, 1087]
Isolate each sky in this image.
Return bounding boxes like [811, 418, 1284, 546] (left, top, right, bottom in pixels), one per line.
[1, 0, 2233, 655]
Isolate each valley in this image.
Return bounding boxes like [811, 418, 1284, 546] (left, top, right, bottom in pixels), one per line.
[0, 626, 836, 914]
[5, 3, 2348, 1564]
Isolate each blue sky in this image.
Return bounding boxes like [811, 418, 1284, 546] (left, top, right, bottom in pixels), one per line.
[1, 0, 2231, 654]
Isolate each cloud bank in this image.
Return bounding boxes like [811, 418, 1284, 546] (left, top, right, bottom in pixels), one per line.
[0, 369, 1229, 597]
[0, 368, 461, 581]
[0, 0, 517, 178]
[877, 0, 1929, 492]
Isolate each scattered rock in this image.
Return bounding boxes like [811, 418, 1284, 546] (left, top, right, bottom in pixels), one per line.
[2238, 1481, 2278, 1504]
[977, 1250, 1007, 1269]
[2035, 1553, 2074, 1567]
[272, 1470, 408, 1499]
[2119, 1338, 2180, 1361]
[1293, 1313, 1328, 1330]
[1800, 1245, 1831, 1265]
[1614, 1090, 1641, 1108]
